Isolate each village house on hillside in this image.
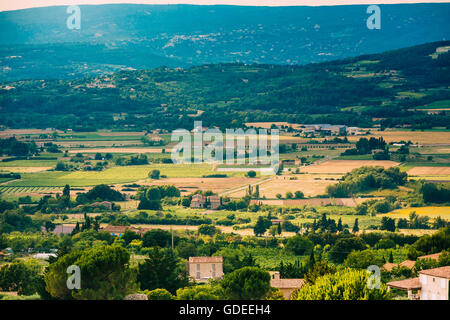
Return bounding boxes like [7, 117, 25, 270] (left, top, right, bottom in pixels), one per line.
[190, 195, 221, 210]
[387, 266, 450, 300]
[187, 256, 223, 283]
[269, 271, 305, 300]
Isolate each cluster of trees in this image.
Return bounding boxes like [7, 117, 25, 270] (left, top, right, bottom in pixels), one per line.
[0, 200, 43, 233]
[420, 182, 450, 204]
[100, 211, 212, 227]
[326, 166, 408, 197]
[76, 184, 125, 204]
[0, 137, 37, 156]
[407, 227, 450, 259]
[115, 154, 149, 166]
[309, 213, 348, 233]
[136, 185, 181, 210]
[294, 268, 390, 300]
[253, 215, 273, 236]
[341, 137, 387, 157]
[356, 197, 400, 216]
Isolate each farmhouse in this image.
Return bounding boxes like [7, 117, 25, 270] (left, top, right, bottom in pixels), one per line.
[51, 224, 75, 235]
[269, 271, 305, 300]
[187, 256, 223, 283]
[190, 194, 206, 208]
[101, 225, 148, 236]
[299, 124, 348, 136]
[387, 266, 450, 300]
[208, 195, 221, 209]
[190, 195, 221, 209]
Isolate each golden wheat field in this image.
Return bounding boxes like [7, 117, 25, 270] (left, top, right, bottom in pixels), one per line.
[300, 160, 398, 174]
[385, 206, 450, 219]
[407, 167, 450, 175]
[346, 130, 450, 145]
[140, 177, 261, 195]
[227, 175, 338, 198]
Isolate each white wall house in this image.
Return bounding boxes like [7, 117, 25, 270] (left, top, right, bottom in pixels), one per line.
[387, 266, 450, 300]
[187, 256, 224, 283]
[419, 267, 450, 300]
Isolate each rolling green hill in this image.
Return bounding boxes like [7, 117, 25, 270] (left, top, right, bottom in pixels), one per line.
[0, 41, 449, 130]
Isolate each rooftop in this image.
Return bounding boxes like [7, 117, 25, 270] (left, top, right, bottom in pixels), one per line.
[270, 278, 305, 289]
[189, 256, 223, 263]
[382, 263, 398, 272]
[417, 252, 442, 261]
[419, 266, 450, 279]
[399, 260, 416, 269]
[387, 277, 421, 290]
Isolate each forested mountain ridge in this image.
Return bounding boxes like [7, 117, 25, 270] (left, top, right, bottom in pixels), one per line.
[0, 3, 449, 81]
[0, 41, 449, 130]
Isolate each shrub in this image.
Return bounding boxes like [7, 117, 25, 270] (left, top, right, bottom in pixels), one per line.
[295, 268, 390, 300]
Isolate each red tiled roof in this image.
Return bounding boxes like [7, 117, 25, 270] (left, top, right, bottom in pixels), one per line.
[417, 252, 442, 261]
[399, 260, 416, 269]
[382, 263, 398, 272]
[102, 225, 129, 233]
[387, 278, 421, 290]
[270, 278, 305, 289]
[189, 256, 223, 263]
[419, 266, 450, 279]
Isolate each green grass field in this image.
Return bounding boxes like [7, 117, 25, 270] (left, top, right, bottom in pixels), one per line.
[0, 186, 62, 194]
[5, 164, 245, 187]
[0, 160, 58, 167]
[336, 155, 374, 160]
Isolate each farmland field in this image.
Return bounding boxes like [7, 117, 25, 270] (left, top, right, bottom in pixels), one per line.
[0, 166, 52, 173]
[5, 164, 244, 187]
[0, 160, 58, 167]
[300, 160, 398, 174]
[226, 174, 339, 198]
[346, 130, 450, 145]
[406, 166, 450, 175]
[68, 147, 170, 154]
[58, 140, 144, 148]
[385, 206, 450, 219]
[0, 186, 62, 194]
[141, 177, 260, 195]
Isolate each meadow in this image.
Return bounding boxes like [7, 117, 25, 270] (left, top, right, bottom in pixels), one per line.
[4, 164, 245, 187]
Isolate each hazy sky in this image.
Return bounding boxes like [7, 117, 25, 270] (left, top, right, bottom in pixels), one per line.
[1, 0, 449, 12]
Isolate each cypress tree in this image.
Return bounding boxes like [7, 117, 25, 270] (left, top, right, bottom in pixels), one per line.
[389, 251, 394, 263]
[337, 218, 343, 232]
[352, 218, 359, 233]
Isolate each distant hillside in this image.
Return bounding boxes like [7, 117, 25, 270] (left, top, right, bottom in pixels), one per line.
[1, 41, 449, 130]
[0, 3, 449, 80]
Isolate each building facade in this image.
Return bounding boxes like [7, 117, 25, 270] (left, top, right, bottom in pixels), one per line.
[187, 256, 224, 283]
[387, 266, 450, 300]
